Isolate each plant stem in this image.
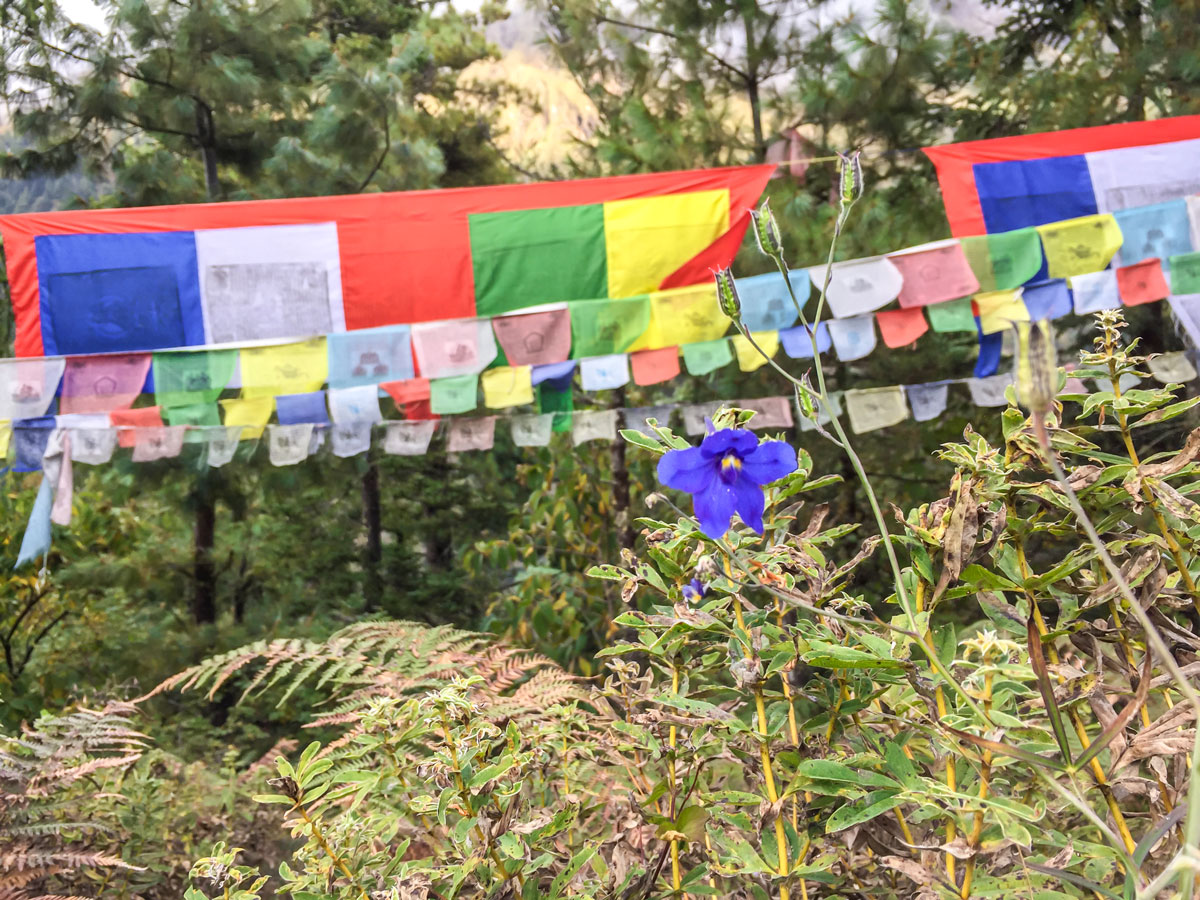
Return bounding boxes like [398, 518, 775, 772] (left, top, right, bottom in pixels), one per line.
[669, 663, 684, 898]
[733, 599, 790, 900]
[960, 668, 994, 899]
[295, 803, 370, 900]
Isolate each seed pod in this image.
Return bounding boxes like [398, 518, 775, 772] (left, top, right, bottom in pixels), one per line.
[1015, 319, 1057, 413]
[838, 150, 863, 205]
[714, 267, 742, 322]
[750, 198, 785, 258]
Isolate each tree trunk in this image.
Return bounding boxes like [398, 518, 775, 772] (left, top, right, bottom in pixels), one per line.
[191, 98, 220, 625]
[742, 7, 765, 161]
[361, 455, 383, 612]
[192, 483, 217, 624]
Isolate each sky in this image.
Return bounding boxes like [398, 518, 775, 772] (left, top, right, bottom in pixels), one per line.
[60, 0, 106, 30]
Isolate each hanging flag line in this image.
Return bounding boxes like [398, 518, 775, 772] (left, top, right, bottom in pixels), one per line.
[10, 344, 1196, 569]
[3, 190, 1200, 434]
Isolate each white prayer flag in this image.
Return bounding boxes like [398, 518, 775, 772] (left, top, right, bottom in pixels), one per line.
[331, 421, 373, 458]
[205, 426, 245, 467]
[0, 357, 66, 421]
[328, 384, 383, 425]
[383, 420, 437, 456]
[845, 387, 909, 434]
[1070, 270, 1121, 314]
[681, 402, 723, 436]
[572, 409, 618, 446]
[447, 417, 497, 453]
[828, 316, 877, 361]
[1147, 351, 1198, 384]
[510, 413, 555, 447]
[740, 397, 793, 431]
[807, 256, 904, 318]
[580, 354, 630, 391]
[905, 383, 949, 422]
[268, 424, 314, 466]
[967, 374, 1014, 407]
[623, 405, 675, 437]
[131, 426, 186, 462]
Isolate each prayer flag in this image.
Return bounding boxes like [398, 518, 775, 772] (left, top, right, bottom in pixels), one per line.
[1147, 351, 1198, 384]
[0, 357, 65, 421]
[890, 242, 980, 308]
[682, 339, 733, 375]
[681, 402, 722, 436]
[219, 396, 272, 439]
[623, 405, 675, 437]
[268, 423, 313, 466]
[60, 353, 151, 415]
[828, 316, 876, 361]
[510, 413, 555, 447]
[204, 426, 244, 466]
[327, 325, 414, 388]
[570, 297, 651, 357]
[1116, 258, 1169, 306]
[1169, 252, 1200, 295]
[430, 374, 479, 415]
[572, 409, 617, 445]
[633, 284, 729, 348]
[736, 269, 808, 331]
[779, 321, 832, 358]
[741, 396, 793, 431]
[14, 476, 53, 569]
[1, 165, 773, 358]
[580, 354, 629, 391]
[240, 338, 328, 399]
[12, 417, 55, 471]
[109, 406, 164, 448]
[130, 426, 186, 462]
[975, 289, 1029, 334]
[331, 422, 373, 458]
[328, 384, 383, 425]
[926, 297, 977, 333]
[384, 420, 437, 456]
[491, 308, 572, 366]
[960, 228, 1044, 291]
[1070, 269, 1121, 313]
[630, 347, 680, 386]
[875, 307, 929, 348]
[967, 373, 1014, 407]
[808, 257, 903, 318]
[276, 391, 331, 425]
[1036, 214, 1123, 279]
[481, 366, 534, 408]
[411, 319, 497, 379]
[845, 387, 909, 434]
[152, 348, 236, 407]
[906, 382, 949, 422]
[447, 417, 496, 453]
[732, 331, 778, 372]
[1021, 280, 1072, 320]
[1113, 200, 1194, 267]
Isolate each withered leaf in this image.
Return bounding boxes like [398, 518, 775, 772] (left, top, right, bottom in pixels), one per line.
[933, 476, 979, 602]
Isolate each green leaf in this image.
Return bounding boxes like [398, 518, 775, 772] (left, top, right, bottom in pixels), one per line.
[675, 805, 710, 843]
[793, 759, 900, 789]
[619, 428, 665, 453]
[824, 791, 903, 833]
[548, 846, 597, 899]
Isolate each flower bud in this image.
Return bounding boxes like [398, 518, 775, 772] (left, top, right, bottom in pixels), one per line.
[714, 267, 742, 322]
[1015, 319, 1057, 414]
[838, 150, 863, 206]
[750, 199, 784, 258]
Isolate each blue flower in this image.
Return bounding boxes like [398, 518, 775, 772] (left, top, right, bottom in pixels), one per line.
[681, 578, 707, 603]
[656, 428, 798, 538]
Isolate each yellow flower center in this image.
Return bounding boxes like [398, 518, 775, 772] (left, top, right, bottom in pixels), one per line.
[721, 455, 742, 472]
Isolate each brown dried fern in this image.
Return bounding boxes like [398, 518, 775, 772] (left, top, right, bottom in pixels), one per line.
[1, 704, 145, 900]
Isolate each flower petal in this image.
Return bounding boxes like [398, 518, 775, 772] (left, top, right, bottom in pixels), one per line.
[741, 440, 798, 485]
[700, 427, 758, 458]
[692, 480, 737, 538]
[731, 477, 766, 533]
[657, 446, 717, 493]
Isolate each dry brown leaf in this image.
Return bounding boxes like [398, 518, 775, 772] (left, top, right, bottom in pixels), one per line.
[880, 855, 939, 886]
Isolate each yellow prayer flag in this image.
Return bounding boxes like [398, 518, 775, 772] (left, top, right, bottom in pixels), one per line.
[0, 420, 10, 459]
[1035, 214, 1123, 279]
[604, 190, 730, 298]
[220, 396, 274, 439]
[480, 366, 534, 409]
[239, 338, 328, 399]
[975, 289, 1030, 335]
[732, 331, 779, 372]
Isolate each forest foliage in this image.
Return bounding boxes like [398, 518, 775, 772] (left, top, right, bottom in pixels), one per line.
[3, 1, 1200, 897]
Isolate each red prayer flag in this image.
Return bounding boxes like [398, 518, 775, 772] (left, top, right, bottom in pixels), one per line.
[631, 347, 680, 386]
[1117, 258, 1169, 306]
[875, 308, 929, 348]
[109, 406, 164, 448]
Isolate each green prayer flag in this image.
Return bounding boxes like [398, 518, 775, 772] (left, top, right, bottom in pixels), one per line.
[153, 349, 237, 408]
[926, 297, 978, 333]
[1169, 252, 1200, 295]
[430, 374, 479, 415]
[682, 339, 733, 376]
[537, 383, 573, 432]
[165, 402, 221, 441]
[961, 227, 1043, 292]
[469, 204, 608, 315]
[569, 296, 651, 357]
